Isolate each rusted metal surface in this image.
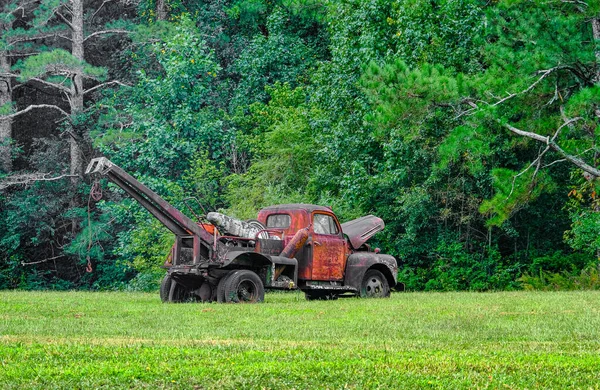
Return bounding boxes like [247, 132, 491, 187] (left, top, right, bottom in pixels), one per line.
[310, 211, 347, 281]
[280, 226, 309, 258]
[344, 252, 398, 291]
[255, 238, 284, 256]
[86, 158, 215, 260]
[341, 215, 385, 250]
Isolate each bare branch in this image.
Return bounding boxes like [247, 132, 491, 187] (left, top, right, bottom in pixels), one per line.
[21, 255, 65, 266]
[502, 117, 600, 177]
[84, 29, 130, 42]
[91, 0, 114, 21]
[0, 173, 77, 190]
[84, 80, 131, 95]
[58, 34, 73, 42]
[0, 104, 69, 120]
[506, 144, 551, 200]
[28, 77, 72, 93]
[455, 65, 576, 120]
[5, 31, 68, 45]
[503, 122, 549, 143]
[54, 11, 74, 30]
[550, 142, 600, 177]
[541, 158, 567, 169]
[491, 67, 558, 108]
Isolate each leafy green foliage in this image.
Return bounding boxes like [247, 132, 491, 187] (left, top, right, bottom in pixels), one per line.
[230, 8, 316, 107]
[225, 83, 320, 218]
[389, 0, 485, 73]
[519, 264, 600, 291]
[480, 168, 556, 227]
[3, 0, 598, 291]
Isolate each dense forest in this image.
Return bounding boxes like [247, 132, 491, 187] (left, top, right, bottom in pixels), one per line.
[1, 0, 599, 291]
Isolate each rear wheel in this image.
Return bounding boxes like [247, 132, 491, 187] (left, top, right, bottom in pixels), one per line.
[224, 270, 264, 303]
[360, 269, 390, 298]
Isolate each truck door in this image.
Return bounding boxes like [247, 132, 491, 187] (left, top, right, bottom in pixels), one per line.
[310, 212, 347, 281]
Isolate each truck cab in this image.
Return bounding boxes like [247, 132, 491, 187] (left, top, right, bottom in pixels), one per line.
[255, 204, 398, 300]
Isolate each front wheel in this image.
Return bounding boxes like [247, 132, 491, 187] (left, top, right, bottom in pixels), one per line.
[224, 270, 265, 303]
[360, 269, 390, 298]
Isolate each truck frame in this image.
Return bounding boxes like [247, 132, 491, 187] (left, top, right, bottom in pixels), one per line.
[86, 157, 398, 303]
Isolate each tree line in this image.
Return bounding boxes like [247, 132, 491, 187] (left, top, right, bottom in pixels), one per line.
[1, 0, 599, 291]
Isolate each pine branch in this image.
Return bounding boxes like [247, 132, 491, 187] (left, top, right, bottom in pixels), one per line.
[0, 104, 69, 120]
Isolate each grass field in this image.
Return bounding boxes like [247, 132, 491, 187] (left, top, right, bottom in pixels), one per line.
[1, 290, 599, 389]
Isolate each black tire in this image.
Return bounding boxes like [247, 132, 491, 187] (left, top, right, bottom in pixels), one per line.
[159, 274, 172, 303]
[217, 272, 234, 303]
[360, 269, 390, 298]
[223, 270, 265, 303]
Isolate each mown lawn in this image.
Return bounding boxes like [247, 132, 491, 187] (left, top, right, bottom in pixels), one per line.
[0, 290, 599, 389]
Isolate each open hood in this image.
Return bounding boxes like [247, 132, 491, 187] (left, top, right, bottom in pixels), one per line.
[341, 215, 385, 249]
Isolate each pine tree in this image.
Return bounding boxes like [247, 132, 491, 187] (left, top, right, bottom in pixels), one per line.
[0, 0, 131, 178]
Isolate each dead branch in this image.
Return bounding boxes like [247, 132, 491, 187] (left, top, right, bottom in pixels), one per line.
[84, 29, 130, 42]
[84, 80, 131, 95]
[54, 10, 74, 30]
[91, 0, 115, 21]
[0, 104, 69, 120]
[0, 173, 77, 190]
[29, 77, 72, 93]
[505, 144, 551, 201]
[21, 255, 65, 266]
[502, 117, 600, 177]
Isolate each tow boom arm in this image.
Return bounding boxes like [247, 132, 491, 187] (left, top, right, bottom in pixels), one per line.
[85, 157, 216, 263]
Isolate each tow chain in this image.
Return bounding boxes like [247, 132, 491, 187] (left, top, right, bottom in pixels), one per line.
[86, 180, 102, 273]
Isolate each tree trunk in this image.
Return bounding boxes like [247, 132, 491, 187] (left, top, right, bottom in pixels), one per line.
[156, 0, 168, 21]
[69, 0, 84, 177]
[592, 17, 600, 83]
[0, 51, 11, 173]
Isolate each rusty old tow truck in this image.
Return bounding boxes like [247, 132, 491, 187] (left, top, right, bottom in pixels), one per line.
[86, 157, 398, 303]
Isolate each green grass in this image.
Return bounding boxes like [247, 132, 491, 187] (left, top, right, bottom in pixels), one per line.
[1, 291, 599, 389]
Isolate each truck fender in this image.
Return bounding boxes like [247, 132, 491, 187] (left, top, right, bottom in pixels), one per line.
[225, 251, 272, 268]
[344, 253, 398, 291]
